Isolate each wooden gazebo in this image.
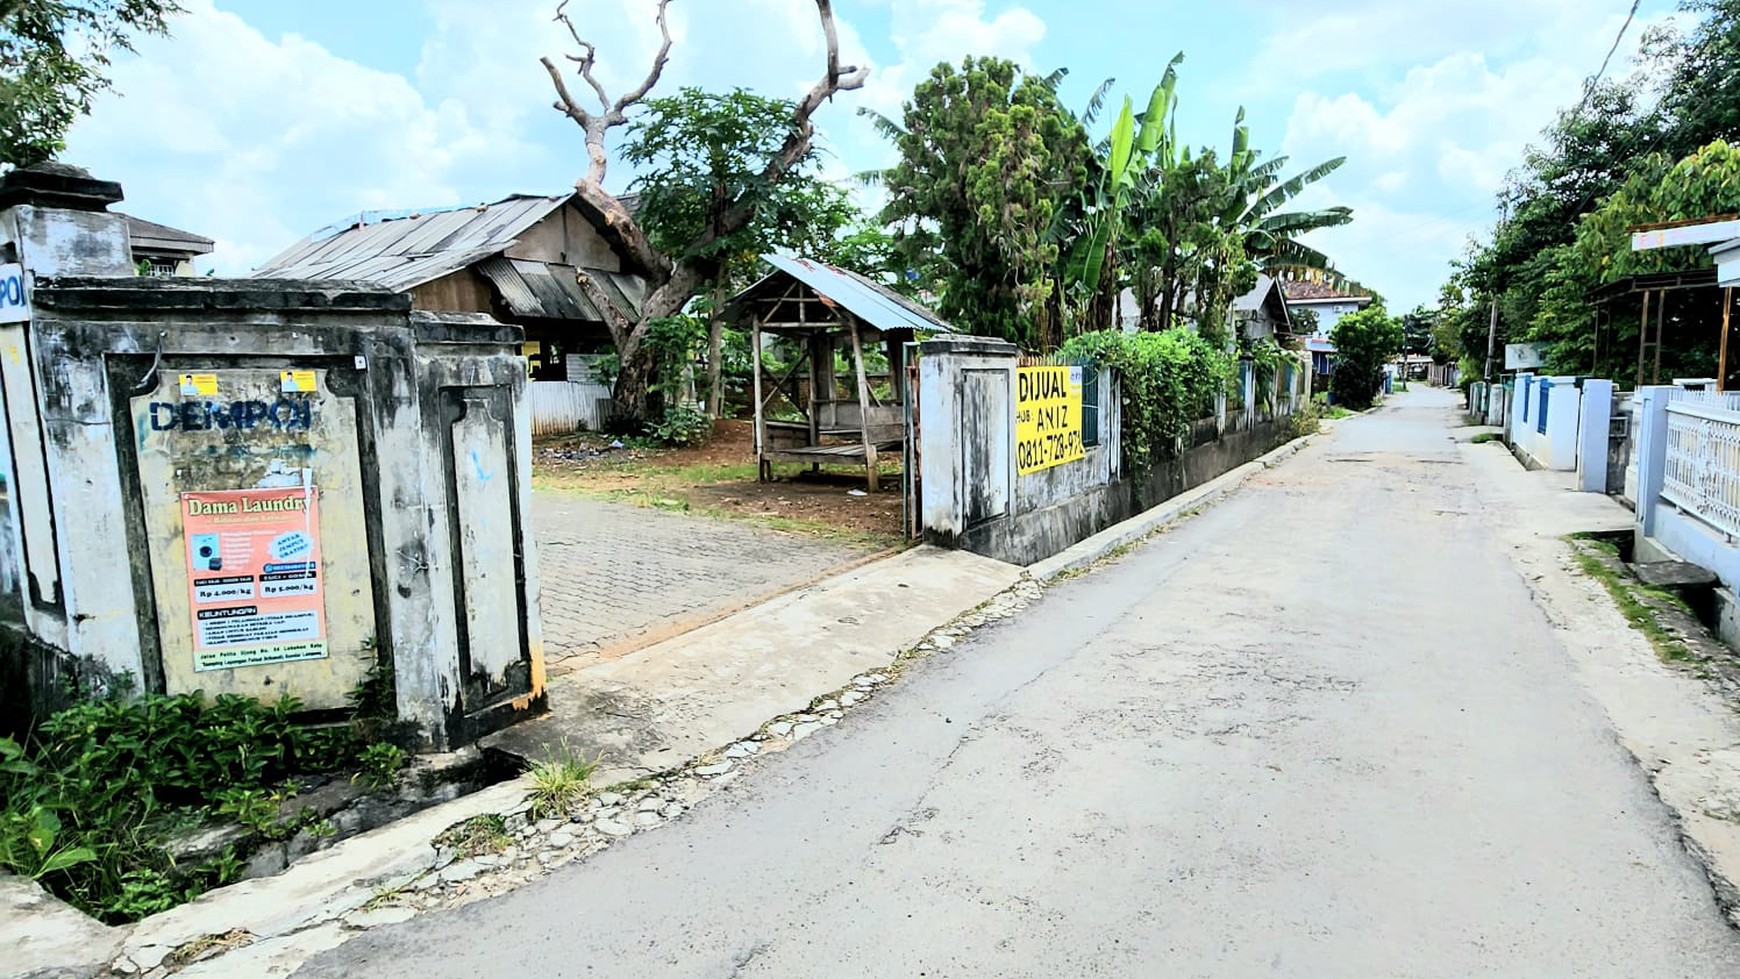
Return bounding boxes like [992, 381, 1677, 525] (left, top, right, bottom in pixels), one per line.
[728, 256, 949, 490]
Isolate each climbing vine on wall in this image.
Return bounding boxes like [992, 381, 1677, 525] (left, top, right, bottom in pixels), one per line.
[1060, 327, 1233, 473]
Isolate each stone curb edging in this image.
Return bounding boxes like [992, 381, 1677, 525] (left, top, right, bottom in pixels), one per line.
[1025, 433, 1315, 582]
[92, 575, 1046, 978]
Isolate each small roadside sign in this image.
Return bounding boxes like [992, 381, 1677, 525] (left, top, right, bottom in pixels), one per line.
[0, 264, 28, 324]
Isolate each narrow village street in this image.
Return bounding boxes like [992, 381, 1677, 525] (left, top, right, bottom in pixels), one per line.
[297, 387, 1740, 978]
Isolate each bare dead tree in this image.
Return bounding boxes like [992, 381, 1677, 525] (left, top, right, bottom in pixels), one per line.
[541, 0, 868, 424]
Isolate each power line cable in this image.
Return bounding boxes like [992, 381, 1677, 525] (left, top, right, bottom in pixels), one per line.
[1571, 0, 1644, 121]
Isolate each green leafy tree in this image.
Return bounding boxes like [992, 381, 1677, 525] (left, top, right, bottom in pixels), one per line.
[1402, 307, 1434, 358]
[1653, 0, 1740, 160]
[813, 220, 920, 294]
[1216, 109, 1352, 273]
[1112, 64, 1345, 340]
[623, 86, 858, 417]
[1, 0, 180, 167]
[878, 56, 1092, 348]
[541, 0, 867, 425]
[1329, 305, 1403, 410]
[1441, 0, 1740, 373]
[1523, 140, 1740, 379]
[1059, 56, 1181, 336]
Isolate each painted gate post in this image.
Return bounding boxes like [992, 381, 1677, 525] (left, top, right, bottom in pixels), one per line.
[1634, 386, 1675, 537]
[1576, 379, 1615, 492]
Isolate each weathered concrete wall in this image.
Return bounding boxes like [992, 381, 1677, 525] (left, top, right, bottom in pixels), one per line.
[7, 270, 544, 749]
[918, 334, 1294, 567]
[1012, 366, 1120, 514]
[950, 420, 1290, 567]
[918, 336, 1017, 540]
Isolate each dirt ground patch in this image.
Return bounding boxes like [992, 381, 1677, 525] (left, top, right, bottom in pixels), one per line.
[533, 420, 906, 546]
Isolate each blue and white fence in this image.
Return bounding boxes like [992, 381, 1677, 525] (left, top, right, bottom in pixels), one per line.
[1507, 373, 1612, 484]
[1631, 387, 1740, 597]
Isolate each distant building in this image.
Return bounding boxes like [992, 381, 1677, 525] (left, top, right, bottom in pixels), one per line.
[254, 193, 651, 433]
[122, 214, 214, 276]
[1280, 279, 1373, 339]
[254, 193, 647, 384]
[1232, 274, 1294, 342]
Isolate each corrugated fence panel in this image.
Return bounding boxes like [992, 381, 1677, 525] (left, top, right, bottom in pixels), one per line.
[529, 380, 612, 436]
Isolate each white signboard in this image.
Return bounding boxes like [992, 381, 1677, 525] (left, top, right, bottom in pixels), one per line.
[0, 264, 26, 324]
[1631, 218, 1740, 252]
[1505, 343, 1546, 370]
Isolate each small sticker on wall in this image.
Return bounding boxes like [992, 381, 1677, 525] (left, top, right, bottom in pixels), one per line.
[179, 373, 218, 396]
[280, 369, 317, 393]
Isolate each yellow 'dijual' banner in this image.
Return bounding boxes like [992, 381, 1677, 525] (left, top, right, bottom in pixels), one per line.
[1015, 365, 1086, 475]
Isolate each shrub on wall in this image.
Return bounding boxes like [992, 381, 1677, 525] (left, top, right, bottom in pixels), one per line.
[1060, 327, 1233, 473]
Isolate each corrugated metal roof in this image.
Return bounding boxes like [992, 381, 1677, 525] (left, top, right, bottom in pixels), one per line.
[475, 257, 645, 322]
[252, 194, 571, 291]
[734, 255, 950, 333]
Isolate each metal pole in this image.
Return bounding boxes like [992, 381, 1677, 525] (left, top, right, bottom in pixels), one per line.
[1722, 287, 1733, 392]
[1484, 296, 1499, 382]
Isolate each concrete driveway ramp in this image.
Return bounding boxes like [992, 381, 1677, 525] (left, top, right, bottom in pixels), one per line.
[487, 546, 1022, 782]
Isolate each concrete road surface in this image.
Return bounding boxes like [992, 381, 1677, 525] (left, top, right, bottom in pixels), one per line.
[300, 388, 1740, 978]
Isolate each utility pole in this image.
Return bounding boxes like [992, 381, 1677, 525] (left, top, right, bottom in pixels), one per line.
[1484, 296, 1498, 381]
[1483, 201, 1508, 382]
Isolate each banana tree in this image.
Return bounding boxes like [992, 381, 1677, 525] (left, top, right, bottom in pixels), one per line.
[1219, 109, 1353, 273]
[1062, 53, 1184, 335]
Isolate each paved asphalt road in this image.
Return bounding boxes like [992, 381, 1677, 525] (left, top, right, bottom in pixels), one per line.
[300, 389, 1740, 978]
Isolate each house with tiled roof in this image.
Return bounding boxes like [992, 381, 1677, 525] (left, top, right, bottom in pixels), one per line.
[1279, 279, 1373, 340]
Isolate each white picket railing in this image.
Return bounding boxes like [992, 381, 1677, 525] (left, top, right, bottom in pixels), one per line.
[1662, 399, 1740, 538]
[1666, 387, 1740, 412]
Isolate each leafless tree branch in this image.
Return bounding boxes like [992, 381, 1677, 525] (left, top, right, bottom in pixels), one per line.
[702, 0, 867, 250]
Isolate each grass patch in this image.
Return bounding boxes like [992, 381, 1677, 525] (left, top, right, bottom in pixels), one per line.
[0, 692, 374, 923]
[1569, 539, 1696, 663]
[603, 777, 658, 795]
[435, 814, 512, 858]
[1323, 406, 1356, 420]
[1470, 432, 1502, 444]
[525, 750, 597, 820]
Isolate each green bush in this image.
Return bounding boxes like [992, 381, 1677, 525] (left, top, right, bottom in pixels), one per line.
[649, 405, 714, 447]
[1061, 327, 1234, 473]
[1329, 306, 1404, 410]
[1287, 401, 1322, 439]
[0, 692, 366, 922]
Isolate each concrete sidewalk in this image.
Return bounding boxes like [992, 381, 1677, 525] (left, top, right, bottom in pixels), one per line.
[486, 545, 1024, 783]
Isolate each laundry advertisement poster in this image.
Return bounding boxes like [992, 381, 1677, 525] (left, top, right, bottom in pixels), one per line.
[182, 487, 327, 671]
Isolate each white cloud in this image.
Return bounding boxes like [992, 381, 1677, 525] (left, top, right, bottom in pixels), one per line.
[1269, 3, 1680, 307]
[64, 0, 497, 271]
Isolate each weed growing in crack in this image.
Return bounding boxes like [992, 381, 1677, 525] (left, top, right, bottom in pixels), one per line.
[435, 814, 513, 858]
[527, 750, 599, 820]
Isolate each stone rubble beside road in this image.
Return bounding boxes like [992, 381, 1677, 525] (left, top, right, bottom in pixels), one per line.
[107, 576, 1047, 978]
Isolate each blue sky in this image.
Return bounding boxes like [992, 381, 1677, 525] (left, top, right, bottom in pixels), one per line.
[63, 0, 1681, 309]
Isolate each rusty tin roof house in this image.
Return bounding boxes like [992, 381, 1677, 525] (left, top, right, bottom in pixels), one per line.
[253, 193, 646, 381]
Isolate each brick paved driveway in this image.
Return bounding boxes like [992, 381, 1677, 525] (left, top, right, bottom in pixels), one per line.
[532, 492, 871, 671]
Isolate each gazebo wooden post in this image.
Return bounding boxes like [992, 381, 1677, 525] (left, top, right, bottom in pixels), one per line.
[752, 314, 768, 482]
[847, 315, 879, 492]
